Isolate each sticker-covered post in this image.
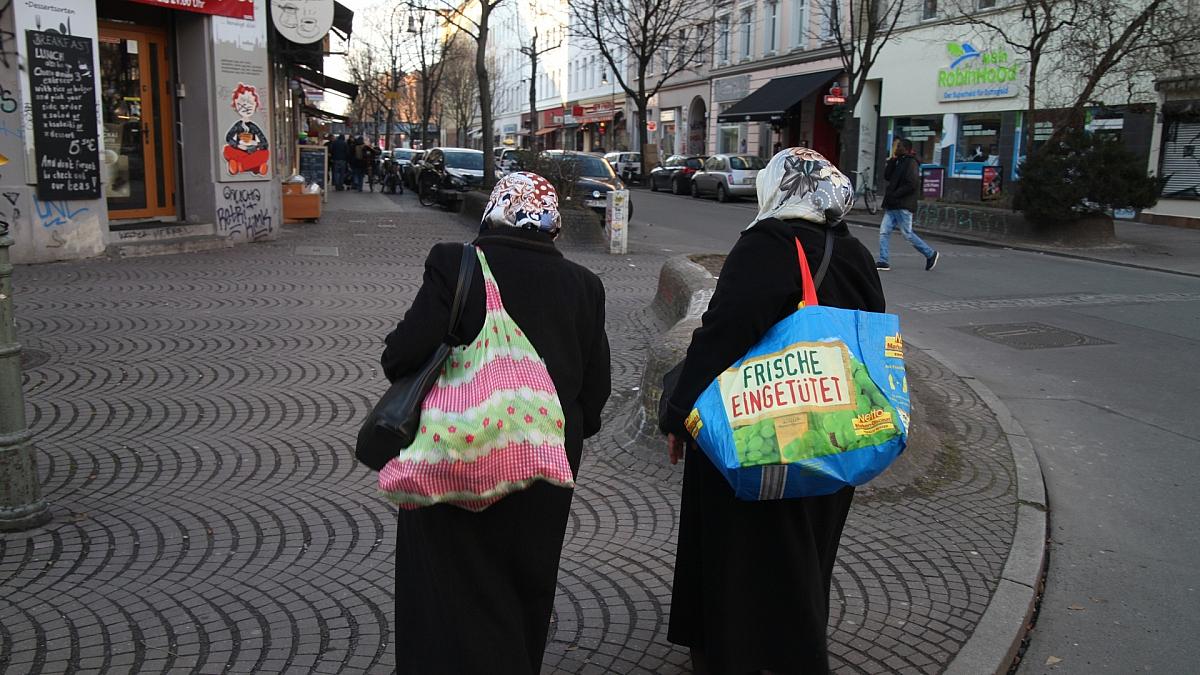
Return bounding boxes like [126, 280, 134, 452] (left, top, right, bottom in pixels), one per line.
[605, 189, 629, 254]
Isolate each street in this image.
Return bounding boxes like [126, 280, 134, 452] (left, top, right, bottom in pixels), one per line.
[629, 186, 1200, 673]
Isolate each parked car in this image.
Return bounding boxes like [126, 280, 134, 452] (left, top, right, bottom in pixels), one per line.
[493, 146, 520, 174]
[401, 150, 426, 189]
[415, 147, 485, 211]
[649, 155, 706, 194]
[691, 154, 767, 202]
[543, 150, 634, 222]
[604, 151, 642, 184]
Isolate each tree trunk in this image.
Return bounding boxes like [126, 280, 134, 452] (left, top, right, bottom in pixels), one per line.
[477, 3, 495, 186]
[528, 34, 538, 150]
[635, 97, 649, 173]
[1025, 54, 1039, 161]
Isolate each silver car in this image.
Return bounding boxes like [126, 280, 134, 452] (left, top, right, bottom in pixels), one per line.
[690, 154, 767, 202]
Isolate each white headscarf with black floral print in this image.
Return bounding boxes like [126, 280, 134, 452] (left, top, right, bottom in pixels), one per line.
[481, 171, 561, 237]
[748, 147, 854, 229]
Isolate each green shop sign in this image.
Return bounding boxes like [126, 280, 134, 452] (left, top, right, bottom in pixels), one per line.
[937, 42, 1021, 102]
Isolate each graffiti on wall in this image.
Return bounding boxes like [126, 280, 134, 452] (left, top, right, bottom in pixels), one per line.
[34, 196, 90, 229]
[914, 201, 1013, 237]
[216, 185, 273, 241]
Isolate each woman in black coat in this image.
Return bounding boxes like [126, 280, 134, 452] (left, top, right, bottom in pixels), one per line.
[659, 149, 885, 674]
[380, 172, 611, 674]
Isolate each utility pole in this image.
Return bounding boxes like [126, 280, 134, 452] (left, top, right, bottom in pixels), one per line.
[0, 229, 51, 531]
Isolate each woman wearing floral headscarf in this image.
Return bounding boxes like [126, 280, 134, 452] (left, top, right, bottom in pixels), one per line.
[659, 149, 885, 674]
[381, 172, 611, 674]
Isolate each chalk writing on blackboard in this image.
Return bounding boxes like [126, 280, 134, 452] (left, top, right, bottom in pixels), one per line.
[27, 30, 102, 200]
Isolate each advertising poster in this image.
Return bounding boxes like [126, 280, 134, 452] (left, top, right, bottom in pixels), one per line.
[213, 0, 272, 182]
[981, 165, 1003, 202]
[921, 167, 944, 200]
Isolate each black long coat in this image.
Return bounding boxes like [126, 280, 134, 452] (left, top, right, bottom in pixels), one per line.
[381, 227, 611, 674]
[659, 217, 885, 675]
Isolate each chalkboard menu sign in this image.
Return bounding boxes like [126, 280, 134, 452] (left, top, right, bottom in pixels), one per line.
[297, 145, 327, 200]
[26, 30, 101, 200]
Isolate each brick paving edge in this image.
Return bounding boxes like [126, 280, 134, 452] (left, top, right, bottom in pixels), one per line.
[912, 342, 1048, 675]
[843, 217, 1200, 280]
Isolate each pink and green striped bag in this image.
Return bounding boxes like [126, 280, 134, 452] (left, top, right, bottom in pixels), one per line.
[378, 248, 575, 510]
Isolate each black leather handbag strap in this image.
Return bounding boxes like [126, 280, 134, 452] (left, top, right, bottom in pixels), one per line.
[792, 222, 835, 291]
[445, 243, 477, 346]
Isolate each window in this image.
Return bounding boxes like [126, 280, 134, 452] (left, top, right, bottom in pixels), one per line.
[717, 15, 730, 63]
[953, 113, 1003, 176]
[766, 1, 778, 53]
[741, 8, 753, 58]
[893, 117, 944, 166]
[791, 0, 808, 49]
[823, 0, 839, 39]
[978, 0, 996, 7]
[922, 0, 938, 19]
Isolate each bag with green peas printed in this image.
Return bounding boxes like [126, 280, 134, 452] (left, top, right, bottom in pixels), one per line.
[684, 235, 910, 500]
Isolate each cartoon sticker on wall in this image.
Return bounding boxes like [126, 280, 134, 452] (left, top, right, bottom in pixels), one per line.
[222, 83, 270, 177]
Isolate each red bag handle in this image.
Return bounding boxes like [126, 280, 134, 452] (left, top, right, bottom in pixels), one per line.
[796, 238, 819, 308]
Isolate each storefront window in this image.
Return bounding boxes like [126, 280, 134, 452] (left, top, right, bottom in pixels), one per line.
[892, 117, 943, 166]
[719, 125, 741, 154]
[954, 113, 1002, 177]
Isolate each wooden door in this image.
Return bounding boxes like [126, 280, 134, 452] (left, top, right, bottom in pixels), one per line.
[98, 24, 176, 219]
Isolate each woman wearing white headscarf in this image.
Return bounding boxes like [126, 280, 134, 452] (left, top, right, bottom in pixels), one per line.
[381, 172, 611, 673]
[659, 149, 885, 674]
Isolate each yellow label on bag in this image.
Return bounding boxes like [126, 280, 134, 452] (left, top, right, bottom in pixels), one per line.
[885, 333, 904, 359]
[853, 409, 896, 436]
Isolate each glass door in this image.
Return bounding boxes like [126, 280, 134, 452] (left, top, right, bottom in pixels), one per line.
[99, 24, 175, 219]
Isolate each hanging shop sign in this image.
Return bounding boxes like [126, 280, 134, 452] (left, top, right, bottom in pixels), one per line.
[271, 0, 334, 44]
[27, 30, 101, 200]
[937, 42, 1021, 103]
[130, 0, 254, 20]
[823, 82, 846, 106]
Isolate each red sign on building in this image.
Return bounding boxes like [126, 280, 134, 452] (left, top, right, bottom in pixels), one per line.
[129, 0, 254, 20]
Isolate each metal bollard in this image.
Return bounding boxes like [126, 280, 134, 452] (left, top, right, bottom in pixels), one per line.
[0, 230, 51, 531]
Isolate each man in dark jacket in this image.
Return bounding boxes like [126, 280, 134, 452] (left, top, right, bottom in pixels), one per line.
[877, 138, 938, 271]
[329, 135, 349, 191]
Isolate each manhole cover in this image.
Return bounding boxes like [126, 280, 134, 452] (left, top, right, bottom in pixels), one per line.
[21, 348, 50, 370]
[294, 245, 340, 257]
[954, 322, 1112, 350]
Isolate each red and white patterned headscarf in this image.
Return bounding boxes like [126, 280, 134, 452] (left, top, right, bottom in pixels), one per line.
[481, 171, 561, 237]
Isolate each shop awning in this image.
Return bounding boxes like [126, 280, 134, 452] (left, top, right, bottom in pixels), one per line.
[717, 69, 842, 123]
[534, 126, 560, 136]
[292, 64, 359, 101]
[303, 105, 350, 122]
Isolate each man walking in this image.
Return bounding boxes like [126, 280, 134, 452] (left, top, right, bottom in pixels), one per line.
[877, 138, 938, 271]
[329, 135, 349, 191]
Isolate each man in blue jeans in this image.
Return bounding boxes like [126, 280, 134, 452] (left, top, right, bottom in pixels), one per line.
[877, 138, 938, 271]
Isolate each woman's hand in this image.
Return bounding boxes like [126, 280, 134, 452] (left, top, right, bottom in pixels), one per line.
[667, 433, 686, 465]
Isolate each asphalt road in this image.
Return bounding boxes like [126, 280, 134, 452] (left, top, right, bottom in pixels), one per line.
[628, 186, 1200, 673]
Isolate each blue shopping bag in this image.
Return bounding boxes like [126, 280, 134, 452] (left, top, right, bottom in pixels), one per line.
[684, 236, 910, 500]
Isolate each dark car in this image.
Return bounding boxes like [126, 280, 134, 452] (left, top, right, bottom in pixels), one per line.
[414, 147, 485, 210]
[649, 154, 707, 195]
[402, 150, 426, 189]
[543, 150, 634, 222]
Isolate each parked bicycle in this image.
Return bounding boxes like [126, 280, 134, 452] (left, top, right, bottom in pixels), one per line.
[851, 169, 879, 215]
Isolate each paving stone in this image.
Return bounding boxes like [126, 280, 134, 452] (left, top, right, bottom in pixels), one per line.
[1, 192, 1018, 674]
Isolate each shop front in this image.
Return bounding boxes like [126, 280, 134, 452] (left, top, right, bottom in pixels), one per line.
[2, 0, 353, 264]
[713, 67, 842, 161]
[653, 81, 708, 157]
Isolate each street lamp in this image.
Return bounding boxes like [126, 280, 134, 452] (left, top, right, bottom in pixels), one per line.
[601, 72, 615, 150]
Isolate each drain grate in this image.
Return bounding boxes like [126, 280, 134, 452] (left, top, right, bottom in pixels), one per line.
[954, 322, 1113, 350]
[21, 348, 50, 370]
[294, 245, 340, 257]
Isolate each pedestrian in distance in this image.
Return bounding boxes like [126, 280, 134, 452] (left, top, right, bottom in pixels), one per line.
[351, 137, 369, 191]
[380, 171, 612, 674]
[877, 138, 938, 271]
[329, 134, 349, 191]
[659, 147, 885, 675]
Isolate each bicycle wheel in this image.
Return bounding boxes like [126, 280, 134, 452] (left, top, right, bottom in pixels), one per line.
[864, 190, 878, 215]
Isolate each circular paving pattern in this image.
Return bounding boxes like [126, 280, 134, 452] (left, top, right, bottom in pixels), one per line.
[2, 192, 1016, 674]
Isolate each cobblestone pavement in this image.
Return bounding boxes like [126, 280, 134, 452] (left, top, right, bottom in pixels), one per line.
[2, 191, 1016, 674]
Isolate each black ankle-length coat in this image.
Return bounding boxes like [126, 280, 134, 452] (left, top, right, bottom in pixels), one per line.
[659, 217, 885, 675]
[381, 227, 611, 674]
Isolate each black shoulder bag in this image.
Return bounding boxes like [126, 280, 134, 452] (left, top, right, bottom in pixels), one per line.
[356, 244, 478, 471]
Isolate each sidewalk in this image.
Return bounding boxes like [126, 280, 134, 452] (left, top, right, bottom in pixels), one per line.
[2, 190, 1025, 674]
[845, 209, 1200, 277]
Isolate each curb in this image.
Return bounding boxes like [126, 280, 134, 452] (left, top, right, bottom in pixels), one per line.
[844, 216, 1200, 280]
[913, 342, 1048, 675]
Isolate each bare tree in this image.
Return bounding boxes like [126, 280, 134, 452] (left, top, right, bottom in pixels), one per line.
[422, 0, 508, 185]
[571, 0, 715, 162]
[345, 46, 390, 137]
[403, 4, 454, 150]
[817, 0, 909, 166]
[513, 2, 563, 148]
[440, 34, 480, 146]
